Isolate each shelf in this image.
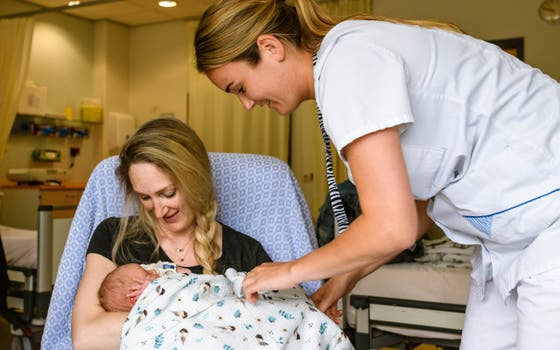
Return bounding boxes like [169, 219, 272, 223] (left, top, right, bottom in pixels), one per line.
[11, 113, 98, 138]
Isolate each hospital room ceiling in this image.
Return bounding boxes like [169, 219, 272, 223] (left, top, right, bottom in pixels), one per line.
[3, 0, 215, 26]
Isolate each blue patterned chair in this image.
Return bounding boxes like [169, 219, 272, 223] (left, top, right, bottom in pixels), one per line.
[41, 153, 319, 350]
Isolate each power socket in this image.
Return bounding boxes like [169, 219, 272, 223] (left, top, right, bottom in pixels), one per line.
[70, 147, 80, 157]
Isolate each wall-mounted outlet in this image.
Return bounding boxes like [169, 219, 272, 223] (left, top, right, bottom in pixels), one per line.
[302, 173, 314, 182]
[70, 147, 80, 157]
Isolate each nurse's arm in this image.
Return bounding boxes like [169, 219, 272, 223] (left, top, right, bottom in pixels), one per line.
[72, 253, 128, 350]
[289, 126, 418, 282]
[350, 199, 432, 281]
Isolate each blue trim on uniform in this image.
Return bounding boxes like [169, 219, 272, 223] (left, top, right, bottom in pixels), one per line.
[465, 216, 493, 236]
[463, 188, 560, 236]
[464, 188, 560, 219]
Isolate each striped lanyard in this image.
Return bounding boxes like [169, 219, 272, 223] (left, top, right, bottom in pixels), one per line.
[313, 54, 350, 233]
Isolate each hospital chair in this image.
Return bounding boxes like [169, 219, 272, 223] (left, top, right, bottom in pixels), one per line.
[41, 152, 321, 350]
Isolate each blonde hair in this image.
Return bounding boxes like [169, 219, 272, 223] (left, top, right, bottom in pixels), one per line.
[114, 117, 219, 274]
[195, 0, 463, 72]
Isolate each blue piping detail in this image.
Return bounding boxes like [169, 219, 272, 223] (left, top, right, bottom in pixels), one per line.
[464, 188, 560, 219]
[465, 216, 492, 236]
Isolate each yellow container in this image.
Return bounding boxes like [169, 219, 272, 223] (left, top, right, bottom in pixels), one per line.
[80, 98, 103, 123]
[80, 105, 103, 123]
[64, 106, 73, 121]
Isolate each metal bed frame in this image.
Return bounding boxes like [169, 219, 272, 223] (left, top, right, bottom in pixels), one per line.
[2, 203, 77, 349]
[350, 294, 465, 350]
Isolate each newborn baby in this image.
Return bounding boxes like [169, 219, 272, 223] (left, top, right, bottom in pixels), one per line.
[98, 262, 176, 312]
[118, 267, 354, 349]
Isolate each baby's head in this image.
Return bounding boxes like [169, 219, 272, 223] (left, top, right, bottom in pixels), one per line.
[98, 263, 157, 312]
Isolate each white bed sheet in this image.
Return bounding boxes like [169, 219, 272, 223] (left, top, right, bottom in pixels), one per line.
[0, 224, 37, 269]
[345, 261, 471, 339]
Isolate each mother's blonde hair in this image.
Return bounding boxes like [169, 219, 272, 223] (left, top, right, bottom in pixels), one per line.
[195, 0, 463, 72]
[113, 117, 219, 274]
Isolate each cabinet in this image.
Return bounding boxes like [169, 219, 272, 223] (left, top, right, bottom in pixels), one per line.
[0, 184, 84, 317]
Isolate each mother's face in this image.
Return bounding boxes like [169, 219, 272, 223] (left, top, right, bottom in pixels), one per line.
[128, 162, 196, 236]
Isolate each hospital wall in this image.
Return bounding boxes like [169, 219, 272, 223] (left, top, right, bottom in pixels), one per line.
[374, 0, 560, 81]
[0, 13, 101, 185]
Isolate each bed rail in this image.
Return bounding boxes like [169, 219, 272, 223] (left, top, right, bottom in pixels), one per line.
[350, 294, 465, 350]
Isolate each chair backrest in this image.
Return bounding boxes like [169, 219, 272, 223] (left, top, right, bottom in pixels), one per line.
[41, 152, 319, 350]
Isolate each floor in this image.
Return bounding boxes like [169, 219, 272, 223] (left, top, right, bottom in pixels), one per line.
[0, 316, 13, 349]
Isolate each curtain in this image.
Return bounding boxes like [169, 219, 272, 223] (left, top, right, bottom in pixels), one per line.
[185, 21, 290, 162]
[0, 17, 35, 161]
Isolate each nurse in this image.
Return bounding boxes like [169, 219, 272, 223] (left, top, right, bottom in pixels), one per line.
[194, 0, 560, 348]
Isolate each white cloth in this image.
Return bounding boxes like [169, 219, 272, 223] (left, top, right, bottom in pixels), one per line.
[121, 269, 353, 349]
[0, 224, 37, 269]
[141, 261, 177, 276]
[461, 267, 560, 349]
[313, 20, 560, 302]
[414, 236, 474, 268]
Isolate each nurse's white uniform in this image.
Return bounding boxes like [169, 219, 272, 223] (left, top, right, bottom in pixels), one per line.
[314, 20, 560, 349]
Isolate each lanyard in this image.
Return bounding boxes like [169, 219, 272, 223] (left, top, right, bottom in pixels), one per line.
[313, 53, 350, 233]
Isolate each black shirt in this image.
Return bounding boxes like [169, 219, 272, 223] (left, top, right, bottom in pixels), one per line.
[87, 217, 272, 274]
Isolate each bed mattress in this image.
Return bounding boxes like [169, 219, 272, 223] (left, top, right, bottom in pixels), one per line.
[345, 261, 472, 339]
[0, 224, 37, 269]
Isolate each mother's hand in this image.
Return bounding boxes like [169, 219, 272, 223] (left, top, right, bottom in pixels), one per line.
[242, 261, 298, 303]
[72, 254, 127, 350]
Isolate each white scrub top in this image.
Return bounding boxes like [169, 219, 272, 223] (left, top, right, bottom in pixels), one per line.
[313, 20, 560, 300]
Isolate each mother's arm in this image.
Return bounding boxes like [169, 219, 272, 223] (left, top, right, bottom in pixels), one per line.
[71, 253, 128, 350]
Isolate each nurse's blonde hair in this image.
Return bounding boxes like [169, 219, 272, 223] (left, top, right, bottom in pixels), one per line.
[195, 0, 464, 72]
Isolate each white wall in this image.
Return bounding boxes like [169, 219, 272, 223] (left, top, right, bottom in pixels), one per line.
[129, 21, 189, 127]
[93, 20, 130, 155]
[27, 13, 94, 115]
[373, 0, 560, 81]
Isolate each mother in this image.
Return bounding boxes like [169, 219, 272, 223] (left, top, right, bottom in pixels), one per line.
[71, 117, 271, 349]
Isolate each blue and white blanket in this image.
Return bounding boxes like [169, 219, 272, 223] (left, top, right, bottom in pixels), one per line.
[121, 269, 353, 349]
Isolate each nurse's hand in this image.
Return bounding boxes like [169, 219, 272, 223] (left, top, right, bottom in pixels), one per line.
[312, 282, 344, 324]
[243, 261, 298, 303]
[311, 270, 361, 319]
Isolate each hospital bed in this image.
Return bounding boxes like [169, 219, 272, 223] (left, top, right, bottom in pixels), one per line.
[1, 230, 45, 350]
[345, 238, 472, 350]
[0, 185, 81, 323]
[0, 193, 80, 349]
[41, 153, 322, 350]
[0, 224, 37, 323]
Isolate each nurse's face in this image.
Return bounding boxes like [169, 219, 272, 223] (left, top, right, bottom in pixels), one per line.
[206, 36, 314, 116]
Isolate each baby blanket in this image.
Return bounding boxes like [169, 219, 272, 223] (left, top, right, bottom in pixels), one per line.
[121, 269, 353, 349]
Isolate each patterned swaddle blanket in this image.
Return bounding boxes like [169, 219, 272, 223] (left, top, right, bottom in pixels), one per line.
[121, 269, 353, 349]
